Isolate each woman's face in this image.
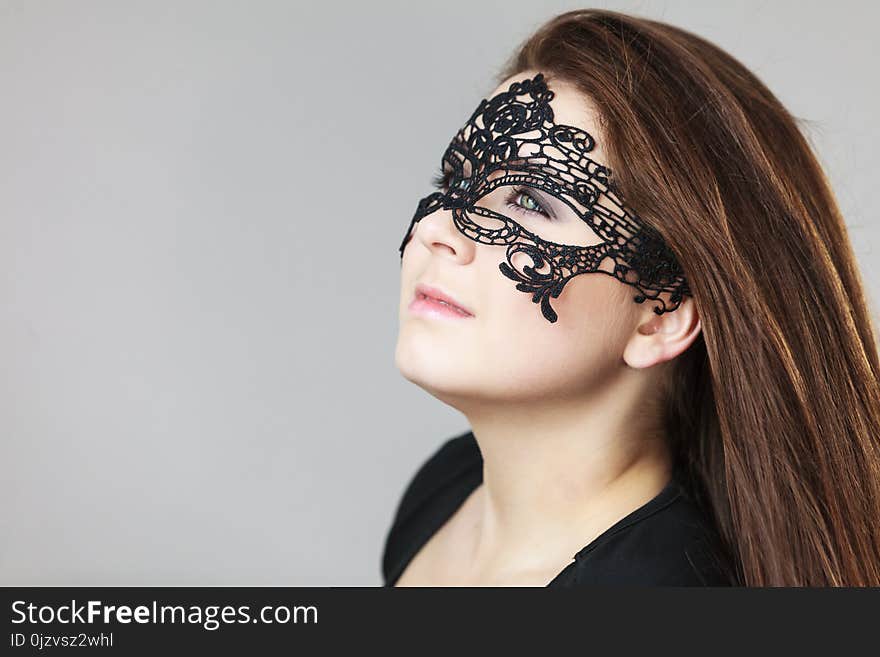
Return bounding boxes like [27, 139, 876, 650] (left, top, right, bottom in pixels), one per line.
[395, 70, 648, 406]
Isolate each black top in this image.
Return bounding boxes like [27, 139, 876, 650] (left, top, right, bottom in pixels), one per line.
[382, 430, 737, 586]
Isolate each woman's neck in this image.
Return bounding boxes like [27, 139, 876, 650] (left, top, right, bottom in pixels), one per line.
[456, 370, 673, 581]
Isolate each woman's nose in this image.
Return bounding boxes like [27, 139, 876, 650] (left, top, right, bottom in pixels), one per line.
[412, 208, 476, 264]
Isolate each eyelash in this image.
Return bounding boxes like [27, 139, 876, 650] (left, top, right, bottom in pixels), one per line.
[430, 168, 552, 220]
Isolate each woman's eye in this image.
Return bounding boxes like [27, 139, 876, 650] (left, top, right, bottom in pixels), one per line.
[430, 168, 470, 192]
[428, 170, 551, 221]
[506, 187, 551, 219]
[430, 169, 447, 189]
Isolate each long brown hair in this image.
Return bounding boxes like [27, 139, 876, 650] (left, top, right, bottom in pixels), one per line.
[496, 8, 880, 585]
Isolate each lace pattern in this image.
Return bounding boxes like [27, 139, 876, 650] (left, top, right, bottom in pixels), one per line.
[399, 72, 691, 323]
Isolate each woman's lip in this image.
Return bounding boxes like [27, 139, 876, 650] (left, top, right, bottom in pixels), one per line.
[409, 294, 475, 319]
[412, 283, 474, 316]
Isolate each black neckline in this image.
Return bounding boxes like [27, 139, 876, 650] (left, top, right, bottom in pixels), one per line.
[387, 450, 684, 587]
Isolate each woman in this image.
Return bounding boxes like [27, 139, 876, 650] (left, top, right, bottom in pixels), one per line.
[383, 8, 880, 586]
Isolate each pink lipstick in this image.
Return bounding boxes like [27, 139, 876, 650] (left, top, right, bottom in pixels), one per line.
[409, 283, 474, 319]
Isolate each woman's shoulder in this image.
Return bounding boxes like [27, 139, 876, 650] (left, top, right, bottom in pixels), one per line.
[381, 433, 739, 587]
[385, 430, 481, 531]
[381, 430, 481, 584]
[549, 477, 739, 586]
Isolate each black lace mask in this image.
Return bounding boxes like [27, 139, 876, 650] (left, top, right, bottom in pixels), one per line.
[398, 72, 691, 323]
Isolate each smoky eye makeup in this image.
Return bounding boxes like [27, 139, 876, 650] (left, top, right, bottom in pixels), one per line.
[430, 165, 563, 221]
[518, 186, 560, 219]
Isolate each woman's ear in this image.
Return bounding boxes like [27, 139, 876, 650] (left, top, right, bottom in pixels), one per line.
[622, 297, 702, 369]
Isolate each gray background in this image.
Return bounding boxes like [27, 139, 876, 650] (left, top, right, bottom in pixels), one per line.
[1, 0, 877, 585]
